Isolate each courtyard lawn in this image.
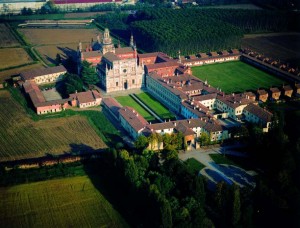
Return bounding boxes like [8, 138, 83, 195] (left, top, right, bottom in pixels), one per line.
[0, 176, 129, 228]
[185, 158, 206, 174]
[192, 61, 286, 93]
[136, 92, 175, 120]
[116, 95, 156, 121]
[210, 154, 237, 166]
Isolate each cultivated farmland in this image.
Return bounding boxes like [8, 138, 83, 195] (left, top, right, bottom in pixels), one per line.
[19, 28, 100, 45]
[0, 24, 20, 47]
[116, 95, 155, 121]
[192, 61, 286, 93]
[0, 90, 107, 161]
[0, 48, 33, 70]
[0, 63, 44, 83]
[18, 28, 101, 64]
[242, 33, 300, 67]
[136, 92, 175, 120]
[0, 176, 129, 228]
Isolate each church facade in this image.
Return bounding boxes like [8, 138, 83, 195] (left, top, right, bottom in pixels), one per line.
[78, 28, 144, 93]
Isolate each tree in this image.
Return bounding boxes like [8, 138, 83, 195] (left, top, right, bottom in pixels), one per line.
[81, 60, 99, 85]
[232, 185, 241, 227]
[199, 132, 211, 146]
[55, 53, 62, 66]
[135, 135, 149, 151]
[64, 73, 83, 94]
[159, 198, 172, 228]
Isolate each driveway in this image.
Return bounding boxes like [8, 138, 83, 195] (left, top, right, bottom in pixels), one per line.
[179, 147, 256, 188]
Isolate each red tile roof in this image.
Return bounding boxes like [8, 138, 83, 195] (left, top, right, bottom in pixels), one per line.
[69, 90, 101, 104]
[244, 103, 273, 123]
[115, 47, 134, 55]
[81, 51, 102, 59]
[53, 0, 121, 4]
[119, 106, 148, 132]
[103, 52, 121, 62]
[21, 65, 67, 81]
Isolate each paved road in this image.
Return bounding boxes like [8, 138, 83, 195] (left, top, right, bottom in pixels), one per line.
[179, 147, 255, 187]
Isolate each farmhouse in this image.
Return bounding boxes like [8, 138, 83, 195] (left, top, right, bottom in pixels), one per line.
[243, 103, 273, 132]
[269, 87, 281, 100]
[257, 89, 268, 102]
[20, 65, 67, 85]
[69, 90, 102, 108]
[0, 0, 47, 14]
[23, 80, 69, 115]
[282, 85, 293, 97]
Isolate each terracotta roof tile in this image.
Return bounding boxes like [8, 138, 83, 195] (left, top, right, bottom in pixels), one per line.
[21, 65, 66, 81]
[119, 106, 148, 132]
[244, 103, 273, 123]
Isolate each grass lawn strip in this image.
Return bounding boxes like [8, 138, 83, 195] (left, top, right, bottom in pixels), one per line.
[185, 158, 206, 173]
[115, 95, 156, 121]
[0, 176, 129, 228]
[192, 61, 286, 93]
[209, 153, 237, 166]
[136, 92, 175, 120]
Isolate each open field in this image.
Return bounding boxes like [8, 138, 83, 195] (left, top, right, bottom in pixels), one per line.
[18, 28, 101, 64]
[64, 12, 107, 18]
[136, 92, 175, 120]
[242, 33, 300, 67]
[0, 24, 20, 47]
[0, 48, 33, 70]
[19, 28, 100, 46]
[207, 3, 262, 9]
[115, 95, 155, 121]
[0, 90, 107, 161]
[35, 44, 84, 64]
[192, 61, 286, 93]
[0, 176, 128, 228]
[0, 63, 44, 83]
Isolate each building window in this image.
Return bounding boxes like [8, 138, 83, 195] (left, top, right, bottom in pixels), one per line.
[132, 79, 135, 84]
[116, 82, 118, 87]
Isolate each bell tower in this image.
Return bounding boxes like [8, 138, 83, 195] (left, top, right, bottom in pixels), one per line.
[102, 28, 115, 54]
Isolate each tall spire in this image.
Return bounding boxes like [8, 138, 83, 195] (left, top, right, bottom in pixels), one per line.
[78, 40, 82, 52]
[130, 33, 134, 48]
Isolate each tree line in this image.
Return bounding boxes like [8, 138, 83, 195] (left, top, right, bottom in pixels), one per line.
[96, 8, 294, 56]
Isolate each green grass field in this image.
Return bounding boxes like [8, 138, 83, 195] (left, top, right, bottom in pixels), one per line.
[0, 176, 128, 228]
[115, 95, 156, 121]
[192, 61, 286, 93]
[136, 92, 175, 120]
[185, 158, 206, 174]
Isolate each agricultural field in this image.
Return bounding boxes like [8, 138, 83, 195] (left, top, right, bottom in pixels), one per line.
[0, 48, 33, 70]
[18, 28, 100, 64]
[115, 95, 155, 121]
[192, 61, 286, 93]
[136, 92, 175, 120]
[0, 176, 128, 228]
[64, 12, 107, 18]
[0, 90, 107, 161]
[0, 24, 20, 47]
[0, 63, 44, 83]
[242, 33, 300, 67]
[35, 44, 80, 64]
[19, 28, 100, 46]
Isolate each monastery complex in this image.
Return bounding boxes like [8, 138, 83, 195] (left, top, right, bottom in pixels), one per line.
[18, 28, 300, 149]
